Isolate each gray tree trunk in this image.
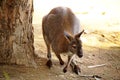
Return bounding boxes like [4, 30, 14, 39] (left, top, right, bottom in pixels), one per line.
[0, 0, 37, 67]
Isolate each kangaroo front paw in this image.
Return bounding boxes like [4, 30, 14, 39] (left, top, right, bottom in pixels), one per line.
[60, 61, 64, 65]
[46, 60, 52, 68]
[73, 65, 81, 75]
[63, 67, 67, 73]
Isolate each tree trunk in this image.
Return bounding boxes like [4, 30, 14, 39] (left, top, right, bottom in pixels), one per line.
[0, 0, 36, 67]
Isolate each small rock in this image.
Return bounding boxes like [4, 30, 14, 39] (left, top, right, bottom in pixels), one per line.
[92, 54, 95, 56]
[59, 74, 64, 78]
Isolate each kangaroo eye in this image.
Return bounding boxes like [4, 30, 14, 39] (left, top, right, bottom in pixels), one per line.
[72, 44, 77, 49]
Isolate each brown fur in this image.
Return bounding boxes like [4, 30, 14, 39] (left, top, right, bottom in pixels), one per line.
[42, 7, 84, 74]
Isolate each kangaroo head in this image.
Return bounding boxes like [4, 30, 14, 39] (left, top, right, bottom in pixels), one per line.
[65, 30, 84, 58]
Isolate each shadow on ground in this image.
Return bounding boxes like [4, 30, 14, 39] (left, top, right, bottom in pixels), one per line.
[0, 24, 120, 80]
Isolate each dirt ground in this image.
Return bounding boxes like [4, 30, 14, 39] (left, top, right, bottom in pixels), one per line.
[0, 24, 120, 80]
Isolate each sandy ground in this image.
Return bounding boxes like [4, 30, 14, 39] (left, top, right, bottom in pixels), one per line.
[0, 24, 120, 80]
[0, 0, 120, 80]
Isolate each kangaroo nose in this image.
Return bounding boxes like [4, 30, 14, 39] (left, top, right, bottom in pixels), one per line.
[78, 54, 83, 58]
[77, 49, 83, 58]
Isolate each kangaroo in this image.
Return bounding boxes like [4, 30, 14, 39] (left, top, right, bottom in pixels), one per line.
[42, 7, 84, 74]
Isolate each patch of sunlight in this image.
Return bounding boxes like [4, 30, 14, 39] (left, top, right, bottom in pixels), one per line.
[82, 35, 119, 49]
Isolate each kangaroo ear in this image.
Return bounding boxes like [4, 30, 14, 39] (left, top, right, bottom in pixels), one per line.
[75, 30, 84, 38]
[64, 31, 73, 41]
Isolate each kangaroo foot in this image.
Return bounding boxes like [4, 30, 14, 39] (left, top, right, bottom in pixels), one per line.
[60, 61, 64, 65]
[73, 65, 81, 75]
[46, 60, 52, 68]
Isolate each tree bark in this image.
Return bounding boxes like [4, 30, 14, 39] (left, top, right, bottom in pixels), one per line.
[0, 0, 36, 67]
